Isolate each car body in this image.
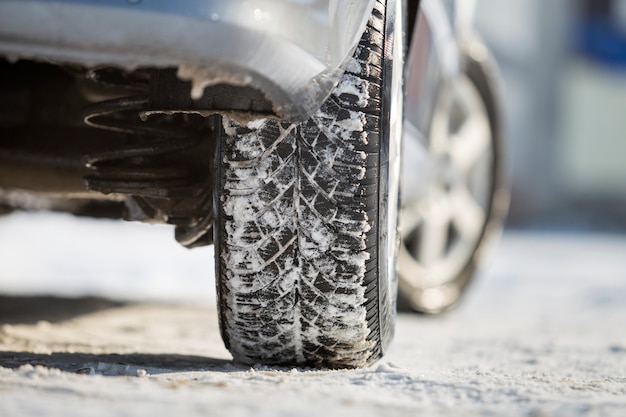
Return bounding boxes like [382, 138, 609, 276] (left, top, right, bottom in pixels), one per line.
[0, 0, 375, 121]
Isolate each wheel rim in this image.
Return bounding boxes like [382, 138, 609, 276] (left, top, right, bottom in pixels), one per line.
[378, 0, 405, 352]
[398, 73, 493, 312]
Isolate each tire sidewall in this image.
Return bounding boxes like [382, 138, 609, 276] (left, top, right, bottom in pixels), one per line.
[378, 0, 405, 352]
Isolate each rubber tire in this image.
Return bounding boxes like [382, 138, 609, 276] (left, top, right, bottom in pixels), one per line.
[214, 0, 398, 368]
[397, 43, 509, 314]
[453, 47, 509, 305]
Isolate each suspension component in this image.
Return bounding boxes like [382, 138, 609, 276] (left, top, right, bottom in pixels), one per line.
[81, 68, 217, 248]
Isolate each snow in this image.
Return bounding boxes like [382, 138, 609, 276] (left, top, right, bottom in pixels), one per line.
[334, 73, 370, 108]
[0, 212, 215, 304]
[0, 214, 625, 416]
[345, 57, 363, 75]
[246, 118, 267, 130]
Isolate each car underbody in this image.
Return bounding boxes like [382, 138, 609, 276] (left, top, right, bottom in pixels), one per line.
[0, 60, 281, 247]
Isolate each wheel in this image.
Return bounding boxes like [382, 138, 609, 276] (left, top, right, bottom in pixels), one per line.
[214, 0, 404, 368]
[397, 41, 509, 314]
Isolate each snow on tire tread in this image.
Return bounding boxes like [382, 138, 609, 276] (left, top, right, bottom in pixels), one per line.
[217, 2, 386, 368]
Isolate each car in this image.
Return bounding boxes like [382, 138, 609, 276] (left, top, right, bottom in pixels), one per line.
[0, 0, 507, 368]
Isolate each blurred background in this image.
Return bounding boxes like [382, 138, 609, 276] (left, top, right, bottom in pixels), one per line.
[475, 0, 626, 230]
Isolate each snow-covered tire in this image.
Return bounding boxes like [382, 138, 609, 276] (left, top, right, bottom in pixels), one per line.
[214, 0, 403, 368]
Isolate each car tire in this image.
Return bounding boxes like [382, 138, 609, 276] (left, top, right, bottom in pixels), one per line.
[397, 40, 509, 314]
[213, 0, 403, 368]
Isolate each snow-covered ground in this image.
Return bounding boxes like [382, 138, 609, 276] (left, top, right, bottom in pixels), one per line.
[0, 212, 625, 416]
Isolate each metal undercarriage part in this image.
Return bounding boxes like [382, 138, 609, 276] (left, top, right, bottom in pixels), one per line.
[0, 61, 275, 248]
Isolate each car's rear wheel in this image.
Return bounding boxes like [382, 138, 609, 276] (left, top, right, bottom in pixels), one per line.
[398, 44, 508, 314]
[214, 0, 403, 368]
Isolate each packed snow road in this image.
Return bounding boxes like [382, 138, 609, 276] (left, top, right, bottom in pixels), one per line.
[0, 213, 625, 416]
